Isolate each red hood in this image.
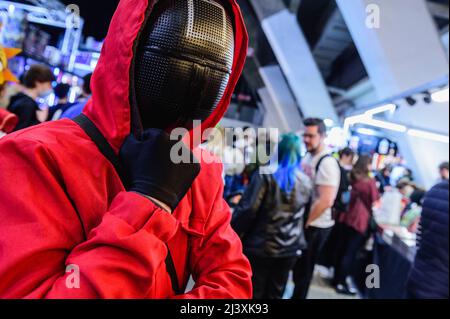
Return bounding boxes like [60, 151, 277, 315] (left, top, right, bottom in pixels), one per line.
[83, 0, 248, 153]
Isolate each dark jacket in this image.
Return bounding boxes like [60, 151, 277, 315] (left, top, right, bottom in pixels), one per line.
[7, 93, 40, 131]
[407, 182, 449, 299]
[232, 171, 312, 258]
[47, 102, 75, 121]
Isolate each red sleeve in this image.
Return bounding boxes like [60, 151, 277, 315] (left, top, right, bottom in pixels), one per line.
[175, 174, 253, 299]
[0, 138, 178, 298]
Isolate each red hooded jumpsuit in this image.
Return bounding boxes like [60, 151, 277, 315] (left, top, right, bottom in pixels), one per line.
[0, 0, 252, 299]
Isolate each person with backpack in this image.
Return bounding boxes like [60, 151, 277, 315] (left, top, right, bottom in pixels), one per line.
[335, 155, 380, 295]
[334, 147, 355, 218]
[292, 118, 341, 299]
[232, 133, 312, 299]
[318, 147, 355, 273]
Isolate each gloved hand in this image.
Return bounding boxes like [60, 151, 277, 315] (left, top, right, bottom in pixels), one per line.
[120, 129, 201, 212]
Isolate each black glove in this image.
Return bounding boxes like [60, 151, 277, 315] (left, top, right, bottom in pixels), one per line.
[120, 129, 201, 211]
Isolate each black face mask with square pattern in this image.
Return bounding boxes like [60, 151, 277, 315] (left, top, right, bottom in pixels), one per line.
[134, 0, 235, 130]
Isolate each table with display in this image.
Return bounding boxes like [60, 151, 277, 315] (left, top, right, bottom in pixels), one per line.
[353, 223, 417, 299]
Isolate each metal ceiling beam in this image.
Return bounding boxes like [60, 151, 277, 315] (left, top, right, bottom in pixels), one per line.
[427, 1, 449, 20]
[337, 0, 449, 99]
[286, 0, 302, 13]
[251, 0, 339, 122]
[248, 0, 285, 21]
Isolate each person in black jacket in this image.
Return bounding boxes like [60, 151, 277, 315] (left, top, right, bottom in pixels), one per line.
[407, 181, 449, 299]
[438, 162, 449, 182]
[375, 166, 393, 194]
[46, 83, 75, 121]
[232, 133, 312, 299]
[7, 64, 54, 131]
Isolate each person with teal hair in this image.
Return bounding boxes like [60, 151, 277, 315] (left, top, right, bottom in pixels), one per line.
[232, 133, 312, 299]
[273, 133, 304, 193]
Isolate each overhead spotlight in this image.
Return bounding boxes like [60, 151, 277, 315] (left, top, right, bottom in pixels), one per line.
[432, 87, 449, 103]
[406, 96, 417, 107]
[423, 91, 432, 104]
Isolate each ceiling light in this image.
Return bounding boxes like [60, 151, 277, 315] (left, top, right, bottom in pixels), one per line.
[356, 128, 379, 136]
[359, 118, 408, 133]
[432, 87, 449, 103]
[365, 103, 397, 116]
[408, 129, 449, 144]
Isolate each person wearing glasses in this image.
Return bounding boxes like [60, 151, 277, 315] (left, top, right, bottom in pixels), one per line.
[292, 118, 341, 299]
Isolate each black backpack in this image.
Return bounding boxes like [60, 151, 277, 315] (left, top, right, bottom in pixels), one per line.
[304, 155, 351, 224]
[315, 155, 351, 215]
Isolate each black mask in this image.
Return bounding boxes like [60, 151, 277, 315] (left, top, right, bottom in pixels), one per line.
[134, 0, 235, 130]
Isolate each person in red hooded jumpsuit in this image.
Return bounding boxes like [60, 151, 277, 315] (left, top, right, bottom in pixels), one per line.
[0, 0, 252, 299]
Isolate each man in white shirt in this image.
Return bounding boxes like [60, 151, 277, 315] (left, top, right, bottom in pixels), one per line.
[292, 118, 341, 299]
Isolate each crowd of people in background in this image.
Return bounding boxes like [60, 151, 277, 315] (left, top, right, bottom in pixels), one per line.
[210, 118, 448, 299]
[0, 64, 92, 136]
[1, 63, 448, 300]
